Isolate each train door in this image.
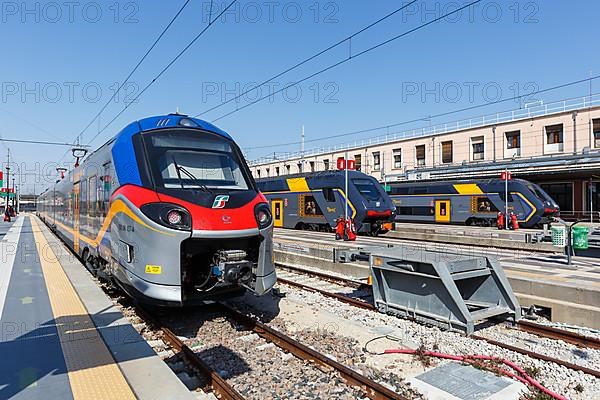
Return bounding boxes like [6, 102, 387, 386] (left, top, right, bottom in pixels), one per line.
[73, 182, 80, 254]
[435, 200, 451, 223]
[272, 199, 283, 227]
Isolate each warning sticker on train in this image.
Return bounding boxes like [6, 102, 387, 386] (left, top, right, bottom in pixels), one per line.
[145, 265, 162, 274]
[212, 195, 230, 209]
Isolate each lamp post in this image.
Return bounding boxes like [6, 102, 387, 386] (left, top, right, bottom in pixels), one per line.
[11, 178, 15, 210]
[5, 165, 10, 212]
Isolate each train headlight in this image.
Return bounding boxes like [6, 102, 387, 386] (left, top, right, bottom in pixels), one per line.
[141, 203, 191, 231]
[166, 210, 183, 225]
[254, 203, 272, 229]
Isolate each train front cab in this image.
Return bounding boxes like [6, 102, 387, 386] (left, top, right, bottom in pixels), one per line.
[107, 119, 276, 306]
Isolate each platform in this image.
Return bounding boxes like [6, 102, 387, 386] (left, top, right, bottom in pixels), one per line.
[0, 215, 196, 400]
[273, 229, 600, 329]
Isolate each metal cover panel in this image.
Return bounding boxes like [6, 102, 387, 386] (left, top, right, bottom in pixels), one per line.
[416, 362, 511, 400]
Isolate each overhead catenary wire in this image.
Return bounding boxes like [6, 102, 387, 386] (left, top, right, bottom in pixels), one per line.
[209, 0, 484, 123]
[0, 138, 89, 147]
[245, 77, 600, 153]
[73, 0, 192, 146]
[85, 0, 239, 147]
[193, 0, 419, 118]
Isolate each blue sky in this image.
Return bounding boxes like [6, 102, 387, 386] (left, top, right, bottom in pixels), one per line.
[1, 0, 599, 193]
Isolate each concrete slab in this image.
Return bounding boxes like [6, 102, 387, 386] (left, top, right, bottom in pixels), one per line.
[409, 362, 526, 400]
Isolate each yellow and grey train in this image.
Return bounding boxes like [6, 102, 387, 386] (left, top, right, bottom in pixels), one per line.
[256, 170, 396, 235]
[388, 178, 560, 228]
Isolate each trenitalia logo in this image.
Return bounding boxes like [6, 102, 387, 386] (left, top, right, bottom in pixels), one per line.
[212, 195, 230, 209]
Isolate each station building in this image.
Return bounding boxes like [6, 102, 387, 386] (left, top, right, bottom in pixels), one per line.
[248, 95, 600, 221]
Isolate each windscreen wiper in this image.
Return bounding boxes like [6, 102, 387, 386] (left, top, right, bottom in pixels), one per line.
[171, 155, 186, 189]
[176, 165, 213, 194]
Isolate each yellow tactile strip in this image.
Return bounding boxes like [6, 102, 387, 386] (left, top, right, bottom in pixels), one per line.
[31, 217, 136, 400]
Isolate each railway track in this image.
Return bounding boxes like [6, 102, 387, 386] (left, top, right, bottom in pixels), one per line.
[136, 302, 410, 400]
[275, 263, 600, 379]
[136, 306, 245, 400]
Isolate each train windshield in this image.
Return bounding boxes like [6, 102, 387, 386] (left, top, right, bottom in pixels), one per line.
[145, 130, 251, 190]
[352, 178, 383, 201]
[528, 184, 558, 206]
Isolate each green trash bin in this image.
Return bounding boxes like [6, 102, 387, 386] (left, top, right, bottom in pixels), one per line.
[572, 226, 589, 250]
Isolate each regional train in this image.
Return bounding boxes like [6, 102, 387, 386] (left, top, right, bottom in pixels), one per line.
[256, 170, 396, 235]
[388, 178, 560, 228]
[37, 114, 276, 306]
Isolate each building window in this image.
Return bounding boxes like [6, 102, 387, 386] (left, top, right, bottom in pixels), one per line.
[441, 141, 453, 164]
[257, 169, 261, 178]
[415, 145, 426, 167]
[285, 165, 291, 174]
[593, 119, 600, 148]
[506, 130, 521, 149]
[354, 154, 362, 171]
[275, 166, 280, 176]
[309, 161, 315, 173]
[297, 163, 303, 173]
[545, 124, 563, 144]
[323, 159, 330, 170]
[266, 168, 270, 177]
[373, 152, 381, 171]
[393, 149, 402, 169]
[471, 136, 484, 160]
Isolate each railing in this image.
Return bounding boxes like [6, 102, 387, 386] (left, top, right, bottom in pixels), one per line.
[249, 93, 600, 166]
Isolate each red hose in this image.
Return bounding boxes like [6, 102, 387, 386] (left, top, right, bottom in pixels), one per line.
[383, 349, 568, 400]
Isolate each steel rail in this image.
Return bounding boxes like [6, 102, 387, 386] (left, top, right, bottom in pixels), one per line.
[276, 268, 600, 379]
[277, 276, 376, 311]
[278, 261, 600, 353]
[516, 320, 600, 350]
[217, 303, 408, 400]
[137, 307, 246, 400]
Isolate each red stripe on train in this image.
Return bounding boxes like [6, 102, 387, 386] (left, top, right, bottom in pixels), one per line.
[111, 185, 264, 231]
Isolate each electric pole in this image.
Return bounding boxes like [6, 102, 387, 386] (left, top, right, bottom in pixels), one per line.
[5, 150, 10, 212]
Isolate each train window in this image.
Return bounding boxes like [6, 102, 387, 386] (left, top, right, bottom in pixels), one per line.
[322, 188, 336, 202]
[412, 187, 427, 195]
[352, 179, 382, 201]
[390, 186, 410, 195]
[300, 194, 323, 216]
[398, 206, 434, 216]
[476, 197, 498, 213]
[146, 130, 252, 191]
